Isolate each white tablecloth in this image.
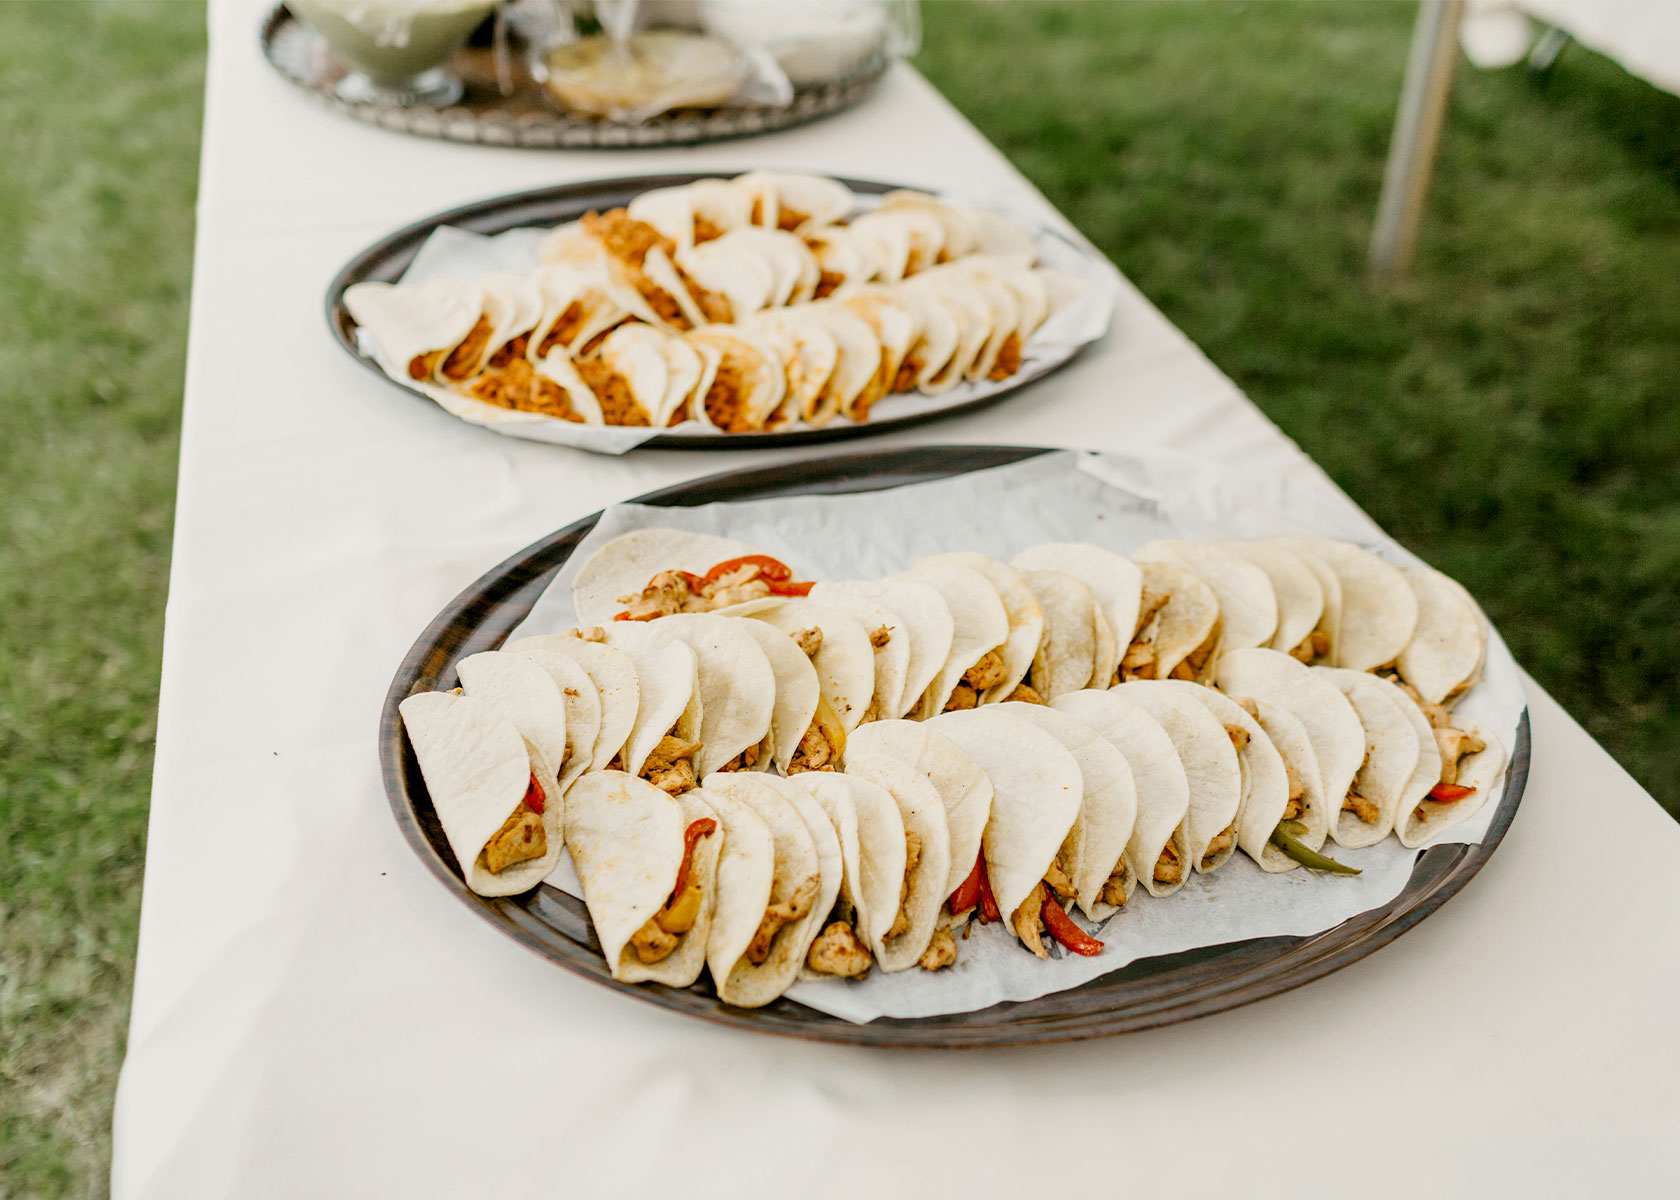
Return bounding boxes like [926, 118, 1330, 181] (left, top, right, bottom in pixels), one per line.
[112, 2, 1680, 1195]
[1465, 0, 1680, 95]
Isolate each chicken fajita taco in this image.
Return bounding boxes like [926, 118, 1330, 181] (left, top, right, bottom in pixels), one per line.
[1050, 688, 1193, 900]
[566, 772, 722, 986]
[398, 690, 564, 897]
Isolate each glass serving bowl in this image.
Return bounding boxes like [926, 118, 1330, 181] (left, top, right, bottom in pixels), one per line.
[289, 0, 497, 107]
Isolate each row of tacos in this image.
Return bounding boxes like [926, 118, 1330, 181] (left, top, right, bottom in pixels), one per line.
[345, 252, 1085, 434]
[398, 528, 1506, 1007]
[343, 171, 1091, 437]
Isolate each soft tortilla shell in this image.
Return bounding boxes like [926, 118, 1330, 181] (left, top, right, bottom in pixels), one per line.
[455, 651, 569, 797]
[1274, 536, 1417, 672]
[488, 646, 601, 794]
[721, 617, 820, 773]
[843, 754, 951, 972]
[1019, 568, 1099, 699]
[916, 552, 1043, 704]
[702, 773, 824, 1008]
[1180, 686, 1293, 873]
[1397, 564, 1486, 704]
[926, 708, 1082, 923]
[1051, 688, 1191, 899]
[845, 719, 993, 899]
[1397, 720, 1505, 847]
[1110, 680, 1243, 873]
[797, 772, 908, 953]
[1315, 667, 1421, 847]
[1011, 542, 1143, 689]
[903, 562, 1010, 716]
[649, 613, 776, 776]
[1135, 540, 1278, 653]
[998, 702, 1137, 921]
[565, 771, 686, 981]
[506, 635, 638, 775]
[812, 577, 954, 720]
[602, 625, 701, 777]
[758, 775, 845, 973]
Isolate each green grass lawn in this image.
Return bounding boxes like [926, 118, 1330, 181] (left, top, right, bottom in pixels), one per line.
[2, 1, 1676, 1194]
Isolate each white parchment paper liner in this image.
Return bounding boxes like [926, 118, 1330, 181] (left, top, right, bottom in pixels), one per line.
[364, 198, 1118, 455]
[515, 451, 1525, 1021]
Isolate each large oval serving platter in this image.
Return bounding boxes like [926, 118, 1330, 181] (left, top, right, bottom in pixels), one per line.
[326, 173, 1110, 450]
[377, 445, 1530, 1047]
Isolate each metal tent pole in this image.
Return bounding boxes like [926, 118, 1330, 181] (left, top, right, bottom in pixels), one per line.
[1369, 0, 1466, 281]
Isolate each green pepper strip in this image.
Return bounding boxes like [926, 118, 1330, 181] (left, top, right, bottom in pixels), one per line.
[1270, 822, 1362, 875]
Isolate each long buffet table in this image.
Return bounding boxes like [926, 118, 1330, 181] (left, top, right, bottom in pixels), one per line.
[111, 2, 1680, 1195]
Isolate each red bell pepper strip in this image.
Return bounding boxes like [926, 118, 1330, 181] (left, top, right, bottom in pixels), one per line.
[669, 817, 718, 900]
[523, 773, 546, 816]
[1428, 782, 1476, 802]
[699, 555, 792, 586]
[697, 556, 812, 596]
[1040, 892, 1104, 957]
[977, 854, 1001, 924]
[947, 852, 984, 916]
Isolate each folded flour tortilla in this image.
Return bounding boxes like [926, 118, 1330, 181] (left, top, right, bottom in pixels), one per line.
[398, 690, 564, 897]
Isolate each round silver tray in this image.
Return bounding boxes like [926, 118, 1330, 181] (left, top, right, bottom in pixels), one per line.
[261, 4, 891, 149]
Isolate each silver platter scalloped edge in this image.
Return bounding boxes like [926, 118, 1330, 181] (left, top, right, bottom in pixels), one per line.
[262, 3, 891, 150]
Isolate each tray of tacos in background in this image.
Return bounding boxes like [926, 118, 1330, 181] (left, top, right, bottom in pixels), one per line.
[328, 172, 1115, 453]
[380, 446, 1529, 1045]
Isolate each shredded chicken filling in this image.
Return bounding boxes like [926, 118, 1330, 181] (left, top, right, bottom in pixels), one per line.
[439, 314, 494, 381]
[788, 722, 839, 774]
[1280, 750, 1306, 820]
[892, 352, 924, 393]
[1171, 622, 1220, 682]
[814, 270, 844, 299]
[792, 625, 824, 656]
[407, 349, 444, 381]
[721, 742, 761, 772]
[987, 331, 1023, 381]
[1011, 881, 1050, 958]
[805, 920, 872, 977]
[1201, 823, 1236, 869]
[615, 566, 775, 621]
[1119, 588, 1171, 683]
[486, 332, 531, 369]
[918, 927, 958, 971]
[944, 648, 1009, 711]
[1154, 843, 1184, 886]
[466, 358, 583, 422]
[575, 357, 650, 427]
[702, 355, 754, 432]
[480, 803, 545, 875]
[744, 874, 820, 965]
[641, 735, 701, 796]
[1290, 629, 1332, 664]
[885, 830, 924, 941]
[1004, 682, 1045, 704]
[1099, 861, 1132, 907]
[867, 624, 893, 649]
[1342, 787, 1379, 824]
[535, 301, 586, 358]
